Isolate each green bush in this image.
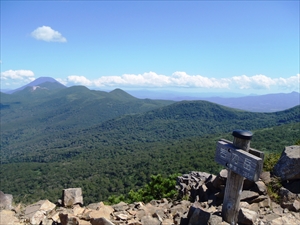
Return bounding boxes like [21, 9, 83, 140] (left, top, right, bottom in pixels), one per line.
[263, 153, 281, 172]
[266, 176, 282, 203]
[108, 173, 180, 204]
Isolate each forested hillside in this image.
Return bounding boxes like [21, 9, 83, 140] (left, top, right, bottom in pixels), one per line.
[0, 86, 299, 205]
[0, 123, 299, 205]
[0, 86, 173, 156]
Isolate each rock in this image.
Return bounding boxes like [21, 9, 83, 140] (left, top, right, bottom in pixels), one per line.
[112, 201, 129, 211]
[243, 179, 255, 190]
[87, 202, 103, 210]
[212, 169, 227, 189]
[289, 199, 300, 212]
[269, 215, 300, 225]
[59, 213, 80, 225]
[128, 219, 142, 225]
[257, 197, 271, 208]
[253, 181, 267, 195]
[161, 218, 173, 225]
[90, 217, 116, 225]
[279, 187, 299, 211]
[140, 215, 161, 225]
[261, 213, 280, 224]
[282, 179, 300, 193]
[24, 199, 56, 225]
[169, 200, 191, 216]
[249, 195, 268, 204]
[240, 202, 250, 209]
[72, 204, 85, 216]
[240, 190, 260, 202]
[208, 213, 222, 225]
[115, 213, 129, 220]
[249, 203, 259, 212]
[86, 204, 114, 220]
[260, 172, 271, 185]
[0, 191, 13, 210]
[177, 172, 212, 201]
[273, 145, 300, 181]
[63, 188, 83, 207]
[238, 208, 257, 225]
[0, 210, 22, 225]
[186, 202, 211, 225]
[205, 174, 217, 191]
[127, 220, 142, 225]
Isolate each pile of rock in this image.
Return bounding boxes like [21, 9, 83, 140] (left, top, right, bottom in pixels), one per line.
[176, 169, 299, 225]
[1, 145, 299, 225]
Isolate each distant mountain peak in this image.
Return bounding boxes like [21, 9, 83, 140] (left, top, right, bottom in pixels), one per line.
[109, 88, 136, 100]
[31, 77, 58, 84]
[7, 77, 66, 94]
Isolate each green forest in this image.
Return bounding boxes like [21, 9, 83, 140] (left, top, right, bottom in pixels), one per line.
[0, 86, 299, 205]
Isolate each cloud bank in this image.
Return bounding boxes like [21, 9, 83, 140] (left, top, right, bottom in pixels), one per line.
[31, 26, 67, 42]
[2, 70, 299, 93]
[64, 72, 299, 92]
[1, 69, 35, 80]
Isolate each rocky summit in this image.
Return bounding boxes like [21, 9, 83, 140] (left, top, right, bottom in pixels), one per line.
[1, 170, 300, 225]
[1, 146, 300, 225]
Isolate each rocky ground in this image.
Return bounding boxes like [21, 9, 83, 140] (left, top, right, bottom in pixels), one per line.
[1, 145, 299, 225]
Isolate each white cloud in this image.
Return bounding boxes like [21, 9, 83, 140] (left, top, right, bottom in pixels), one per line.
[1, 69, 35, 80]
[230, 74, 300, 91]
[67, 75, 92, 86]
[231, 74, 276, 90]
[3, 70, 297, 93]
[62, 72, 300, 93]
[171, 71, 230, 88]
[31, 26, 67, 42]
[274, 74, 300, 90]
[63, 72, 230, 89]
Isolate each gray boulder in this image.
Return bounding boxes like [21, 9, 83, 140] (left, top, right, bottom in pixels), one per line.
[186, 202, 211, 225]
[273, 145, 300, 181]
[0, 191, 13, 210]
[90, 217, 115, 225]
[62, 187, 83, 207]
[24, 199, 56, 225]
[238, 208, 257, 225]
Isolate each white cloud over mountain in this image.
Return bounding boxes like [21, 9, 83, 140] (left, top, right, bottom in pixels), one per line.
[31, 26, 67, 42]
[64, 72, 299, 92]
[1, 69, 35, 80]
[1, 70, 299, 93]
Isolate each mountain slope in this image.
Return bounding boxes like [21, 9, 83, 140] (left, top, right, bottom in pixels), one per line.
[6, 77, 66, 94]
[1, 99, 299, 164]
[0, 86, 174, 155]
[82, 101, 300, 145]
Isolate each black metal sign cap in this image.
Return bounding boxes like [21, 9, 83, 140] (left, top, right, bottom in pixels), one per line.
[232, 130, 253, 140]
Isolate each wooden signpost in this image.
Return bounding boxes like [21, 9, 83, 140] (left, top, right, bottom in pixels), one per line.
[215, 130, 264, 225]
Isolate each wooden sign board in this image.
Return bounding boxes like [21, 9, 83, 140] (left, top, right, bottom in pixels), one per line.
[215, 139, 263, 182]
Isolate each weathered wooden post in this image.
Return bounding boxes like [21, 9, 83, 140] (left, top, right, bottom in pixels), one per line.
[215, 130, 264, 225]
[222, 130, 252, 224]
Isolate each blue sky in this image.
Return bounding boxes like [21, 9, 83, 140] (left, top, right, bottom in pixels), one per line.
[1, 1, 299, 94]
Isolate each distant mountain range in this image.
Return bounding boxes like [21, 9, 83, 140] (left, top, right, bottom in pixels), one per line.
[1, 77, 299, 112]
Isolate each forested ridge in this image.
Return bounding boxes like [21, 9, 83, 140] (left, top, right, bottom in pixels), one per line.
[0, 86, 299, 205]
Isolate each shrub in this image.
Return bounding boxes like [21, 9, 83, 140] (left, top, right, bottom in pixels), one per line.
[263, 153, 280, 172]
[107, 173, 180, 204]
